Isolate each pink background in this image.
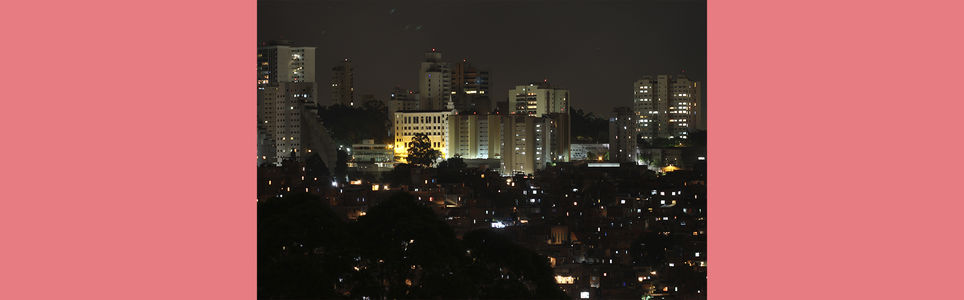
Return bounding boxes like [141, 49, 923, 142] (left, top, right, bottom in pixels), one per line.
[709, 0, 964, 298]
[1, 0, 254, 298]
[2, 0, 962, 299]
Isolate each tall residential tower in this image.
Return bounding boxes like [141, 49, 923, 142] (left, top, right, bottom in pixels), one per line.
[257, 40, 316, 104]
[330, 59, 355, 106]
[609, 106, 638, 163]
[633, 74, 702, 141]
[418, 49, 452, 111]
[507, 81, 570, 117]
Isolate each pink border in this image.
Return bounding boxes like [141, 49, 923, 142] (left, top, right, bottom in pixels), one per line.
[1, 0, 254, 298]
[709, 0, 964, 298]
[4, 0, 963, 298]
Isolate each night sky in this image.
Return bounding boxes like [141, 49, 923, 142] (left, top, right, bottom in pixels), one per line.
[258, 0, 706, 116]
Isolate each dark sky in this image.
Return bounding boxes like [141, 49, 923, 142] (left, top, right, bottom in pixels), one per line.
[258, 0, 706, 116]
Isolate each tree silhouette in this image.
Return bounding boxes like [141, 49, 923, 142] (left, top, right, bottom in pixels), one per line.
[571, 108, 608, 143]
[463, 230, 569, 299]
[350, 192, 472, 299]
[258, 192, 568, 299]
[406, 133, 440, 167]
[436, 155, 467, 183]
[317, 103, 391, 145]
[258, 192, 352, 299]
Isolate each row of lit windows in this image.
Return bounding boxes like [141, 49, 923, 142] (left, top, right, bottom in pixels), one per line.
[398, 125, 442, 131]
[398, 115, 447, 124]
[397, 131, 443, 136]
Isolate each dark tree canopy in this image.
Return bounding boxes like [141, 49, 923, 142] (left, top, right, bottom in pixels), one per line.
[389, 163, 414, 186]
[436, 155, 468, 184]
[571, 108, 608, 143]
[258, 192, 352, 299]
[258, 192, 567, 299]
[258, 193, 566, 299]
[317, 103, 391, 145]
[462, 230, 569, 299]
[406, 133, 440, 167]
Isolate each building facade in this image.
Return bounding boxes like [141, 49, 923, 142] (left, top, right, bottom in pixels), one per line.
[330, 59, 355, 106]
[388, 87, 420, 133]
[447, 113, 504, 160]
[448, 113, 570, 175]
[508, 82, 570, 117]
[258, 82, 312, 163]
[351, 139, 394, 165]
[610, 106, 638, 163]
[393, 110, 455, 163]
[571, 143, 610, 161]
[451, 60, 491, 113]
[633, 75, 702, 141]
[257, 41, 316, 104]
[389, 87, 419, 112]
[257, 81, 336, 171]
[418, 50, 452, 111]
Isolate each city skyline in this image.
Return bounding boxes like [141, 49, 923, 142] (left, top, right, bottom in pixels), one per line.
[258, 0, 706, 116]
[257, 1, 708, 298]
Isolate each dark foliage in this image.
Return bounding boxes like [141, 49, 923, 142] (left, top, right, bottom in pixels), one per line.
[258, 192, 352, 299]
[258, 192, 567, 299]
[406, 133, 441, 167]
[571, 108, 608, 143]
[317, 101, 391, 145]
[436, 156, 468, 184]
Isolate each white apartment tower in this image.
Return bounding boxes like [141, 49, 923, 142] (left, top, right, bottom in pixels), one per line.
[418, 49, 452, 111]
[257, 82, 314, 164]
[448, 113, 570, 175]
[257, 41, 316, 104]
[507, 81, 570, 117]
[633, 74, 702, 140]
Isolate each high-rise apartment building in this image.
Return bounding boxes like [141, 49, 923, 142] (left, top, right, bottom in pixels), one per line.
[257, 82, 314, 164]
[451, 59, 490, 113]
[448, 113, 570, 175]
[393, 110, 455, 163]
[633, 74, 702, 140]
[610, 106, 638, 163]
[257, 40, 316, 104]
[256, 41, 335, 171]
[452, 60, 489, 96]
[388, 86, 420, 133]
[330, 59, 355, 106]
[502, 115, 552, 175]
[448, 113, 505, 160]
[418, 49, 452, 111]
[507, 82, 570, 117]
[389, 87, 419, 112]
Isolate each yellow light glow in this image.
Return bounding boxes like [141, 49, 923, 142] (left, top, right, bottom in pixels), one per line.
[554, 275, 575, 285]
